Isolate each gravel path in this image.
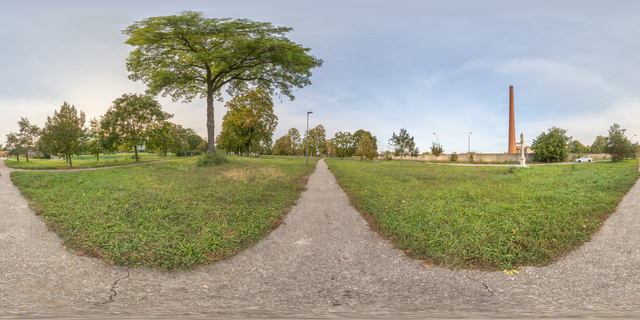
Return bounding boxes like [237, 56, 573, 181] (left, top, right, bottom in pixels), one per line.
[1, 158, 640, 318]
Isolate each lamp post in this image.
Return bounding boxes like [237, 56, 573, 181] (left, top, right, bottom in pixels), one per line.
[433, 132, 438, 145]
[468, 132, 472, 154]
[306, 111, 313, 165]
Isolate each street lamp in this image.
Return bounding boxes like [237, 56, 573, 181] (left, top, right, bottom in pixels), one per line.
[306, 111, 313, 165]
[433, 132, 438, 145]
[468, 132, 472, 154]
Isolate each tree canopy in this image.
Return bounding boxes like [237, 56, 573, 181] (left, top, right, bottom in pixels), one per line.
[101, 93, 173, 161]
[218, 89, 278, 156]
[590, 135, 607, 153]
[304, 124, 327, 157]
[123, 11, 323, 153]
[40, 102, 87, 168]
[355, 131, 378, 160]
[389, 128, 419, 166]
[531, 126, 572, 163]
[605, 123, 631, 162]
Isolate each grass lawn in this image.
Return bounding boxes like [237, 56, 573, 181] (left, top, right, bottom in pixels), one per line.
[11, 155, 319, 270]
[325, 158, 640, 270]
[4, 152, 177, 170]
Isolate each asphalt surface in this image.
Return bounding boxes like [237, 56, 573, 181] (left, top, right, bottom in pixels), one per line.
[1, 158, 640, 319]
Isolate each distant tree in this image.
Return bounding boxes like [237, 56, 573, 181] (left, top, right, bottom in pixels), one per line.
[102, 94, 173, 161]
[605, 123, 631, 162]
[6, 118, 42, 162]
[123, 11, 323, 154]
[146, 121, 173, 156]
[430, 142, 444, 161]
[272, 134, 291, 155]
[590, 135, 607, 153]
[5, 132, 25, 161]
[389, 128, 419, 167]
[287, 128, 302, 156]
[86, 116, 112, 161]
[332, 131, 353, 159]
[40, 102, 87, 168]
[355, 131, 378, 160]
[531, 126, 572, 163]
[304, 124, 327, 156]
[219, 89, 278, 157]
[568, 140, 587, 154]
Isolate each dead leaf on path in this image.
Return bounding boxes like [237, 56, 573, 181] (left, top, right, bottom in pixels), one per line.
[203, 284, 208, 288]
[421, 262, 433, 268]
[251, 268, 257, 271]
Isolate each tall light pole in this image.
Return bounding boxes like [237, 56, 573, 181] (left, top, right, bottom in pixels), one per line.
[468, 132, 472, 154]
[433, 133, 438, 145]
[306, 111, 313, 165]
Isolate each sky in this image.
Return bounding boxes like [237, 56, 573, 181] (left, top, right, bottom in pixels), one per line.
[2, 0, 640, 153]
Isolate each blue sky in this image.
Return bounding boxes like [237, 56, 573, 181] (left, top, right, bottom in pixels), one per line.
[2, 0, 640, 153]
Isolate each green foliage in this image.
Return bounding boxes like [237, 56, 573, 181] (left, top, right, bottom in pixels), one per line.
[430, 142, 444, 160]
[169, 124, 204, 157]
[568, 140, 587, 154]
[12, 156, 319, 270]
[40, 102, 87, 168]
[102, 94, 172, 162]
[124, 11, 323, 153]
[303, 124, 327, 156]
[389, 128, 418, 167]
[331, 131, 354, 159]
[531, 126, 572, 163]
[326, 158, 640, 270]
[146, 121, 173, 156]
[590, 135, 607, 153]
[5, 118, 41, 162]
[355, 131, 378, 160]
[606, 123, 632, 162]
[450, 152, 458, 162]
[218, 89, 278, 157]
[273, 127, 302, 156]
[196, 150, 230, 166]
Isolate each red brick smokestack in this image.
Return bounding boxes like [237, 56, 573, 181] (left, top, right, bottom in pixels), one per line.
[508, 85, 516, 154]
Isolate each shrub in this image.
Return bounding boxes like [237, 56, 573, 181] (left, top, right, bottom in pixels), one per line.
[450, 152, 458, 162]
[196, 150, 229, 166]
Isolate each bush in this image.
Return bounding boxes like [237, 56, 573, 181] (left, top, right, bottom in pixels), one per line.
[196, 150, 230, 166]
[450, 152, 458, 162]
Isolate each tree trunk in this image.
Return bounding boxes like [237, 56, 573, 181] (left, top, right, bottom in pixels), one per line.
[400, 155, 403, 167]
[246, 143, 250, 157]
[16, 155, 19, 161]
[68, 153, 73, 168]
[206, 85, 215, 154]
[26, 152, 29, 162]
[97, 153, 100, 161]
[134, 145, 139, 161]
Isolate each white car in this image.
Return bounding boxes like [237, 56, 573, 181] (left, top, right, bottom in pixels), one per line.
[574, 156, 592, 163]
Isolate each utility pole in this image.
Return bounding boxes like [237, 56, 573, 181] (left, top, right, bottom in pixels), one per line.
[306, 111, 313, 165]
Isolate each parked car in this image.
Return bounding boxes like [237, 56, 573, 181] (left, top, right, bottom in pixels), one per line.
[574, 156, 592, 163]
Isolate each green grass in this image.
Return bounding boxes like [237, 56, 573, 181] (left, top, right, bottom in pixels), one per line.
[4, 153, 177, 169]
[11, 155, 319, 270]
[325, 158, 640, 270]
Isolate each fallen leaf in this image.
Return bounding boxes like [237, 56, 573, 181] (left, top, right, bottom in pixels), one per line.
[203, 284, 208, 288]
[251, 268, 257, 271]
[421, 262, 433, 268]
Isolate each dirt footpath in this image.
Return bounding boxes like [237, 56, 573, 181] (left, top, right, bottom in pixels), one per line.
[1, 159, 640, 319]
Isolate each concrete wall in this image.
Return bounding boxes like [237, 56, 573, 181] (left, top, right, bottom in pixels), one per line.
[378, 152, 610, 163]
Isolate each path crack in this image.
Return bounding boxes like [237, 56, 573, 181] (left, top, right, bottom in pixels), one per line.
[96, 269, 130, 305]
[466, 274, 494, 296]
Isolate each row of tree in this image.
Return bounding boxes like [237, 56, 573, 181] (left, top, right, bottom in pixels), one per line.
[531, 124, 638, 162]
[4, 95, 207, 168]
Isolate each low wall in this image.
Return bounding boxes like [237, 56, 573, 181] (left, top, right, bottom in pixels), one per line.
[378, 153, 610, 163]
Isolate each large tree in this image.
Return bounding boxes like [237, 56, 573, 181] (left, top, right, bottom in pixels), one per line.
[355, 131, 378, 160]
[590, 135, 607, 153]
[531, 126, 572, 163]
[303, 124, 327, 157]
[332, 131, 353, 159]
[219, 89, 278, 157]
[40, 102, 87, 168]
[287, 127, 301, 156]
[605, 123, 631, 162]
[102, 94, 173, 161]
[389, 128, 419, 167]
[123, 11, 323, 154]
[5, 132, 25, 161]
